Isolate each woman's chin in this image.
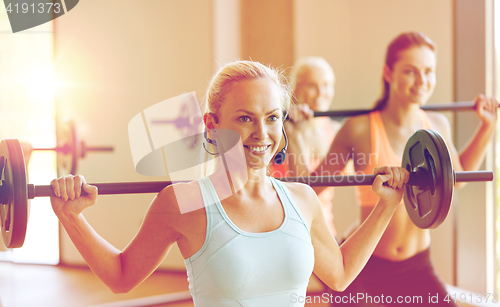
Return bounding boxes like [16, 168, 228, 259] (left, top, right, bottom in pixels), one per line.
[245, 160, 271, 171]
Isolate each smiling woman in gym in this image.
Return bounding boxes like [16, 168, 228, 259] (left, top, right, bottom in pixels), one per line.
[50, 60, 410, 306]
[312, 32, 497, 306]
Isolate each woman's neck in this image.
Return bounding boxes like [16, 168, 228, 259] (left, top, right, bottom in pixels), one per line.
[210, 166, 270, 199]
[381, 97, 422, 127]
[244, 167, 271, 194]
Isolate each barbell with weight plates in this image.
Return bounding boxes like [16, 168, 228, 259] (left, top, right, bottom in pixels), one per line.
[0, 129, 494, 248]
[314, 101, 499, 119]
[33, 119, 114, 176]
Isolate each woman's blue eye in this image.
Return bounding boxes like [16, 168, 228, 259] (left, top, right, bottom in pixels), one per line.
[239, 116, 251, 122]
[269, 115, 279, 122]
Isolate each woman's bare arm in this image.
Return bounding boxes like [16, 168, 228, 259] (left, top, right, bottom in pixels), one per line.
[292, 166, 408, 291]
[51, 176, 188, 293]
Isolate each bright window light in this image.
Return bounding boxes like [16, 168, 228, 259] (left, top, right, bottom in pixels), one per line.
[0, 9, 58, 265]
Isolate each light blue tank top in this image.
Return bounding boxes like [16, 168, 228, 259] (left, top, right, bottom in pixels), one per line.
[184, 176, 315, 307]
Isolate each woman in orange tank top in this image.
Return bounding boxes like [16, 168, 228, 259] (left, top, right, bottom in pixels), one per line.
[312, 32, 497, 306]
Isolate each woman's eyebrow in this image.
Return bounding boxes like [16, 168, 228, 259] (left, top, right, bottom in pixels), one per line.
[234, 108, 280, 115]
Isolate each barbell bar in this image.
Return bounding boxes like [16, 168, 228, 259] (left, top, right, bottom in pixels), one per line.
[27, 171, 493, 197]
[152, 101, 498, 125]
[314, 101, 498, 118]
[0, 129, 494, 248]
[151, 117, 198, 129]
[32, 143, 114, 156]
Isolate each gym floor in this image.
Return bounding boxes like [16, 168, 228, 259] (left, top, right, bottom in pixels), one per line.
[0, 262, 329, 307]
[0, 262, 192, 307]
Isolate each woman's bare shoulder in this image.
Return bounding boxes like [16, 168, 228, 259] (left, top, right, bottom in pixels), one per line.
[340, 114, 370, 138]
[331, 114, 371, 151]
[425, 110, 449, 127]
[153, 180, 204, 216]
[149, 180, 207, 255]
[280, 181, 322, 219]
[425, 111, 451, 135]
[281, 180, 317, 197]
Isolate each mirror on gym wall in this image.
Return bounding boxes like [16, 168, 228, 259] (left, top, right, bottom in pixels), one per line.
[0, 11, 58, 264]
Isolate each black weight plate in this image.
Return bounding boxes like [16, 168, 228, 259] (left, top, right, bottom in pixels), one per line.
[57, 119, 79, 176]
[426, 129, 454, 227]
[0, 139, 28, 248]
[402, 129, 453, 229]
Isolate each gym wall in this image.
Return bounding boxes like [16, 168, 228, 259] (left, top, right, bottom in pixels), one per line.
[54, 0, 216, 270]
[52, 0, 491, 292]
